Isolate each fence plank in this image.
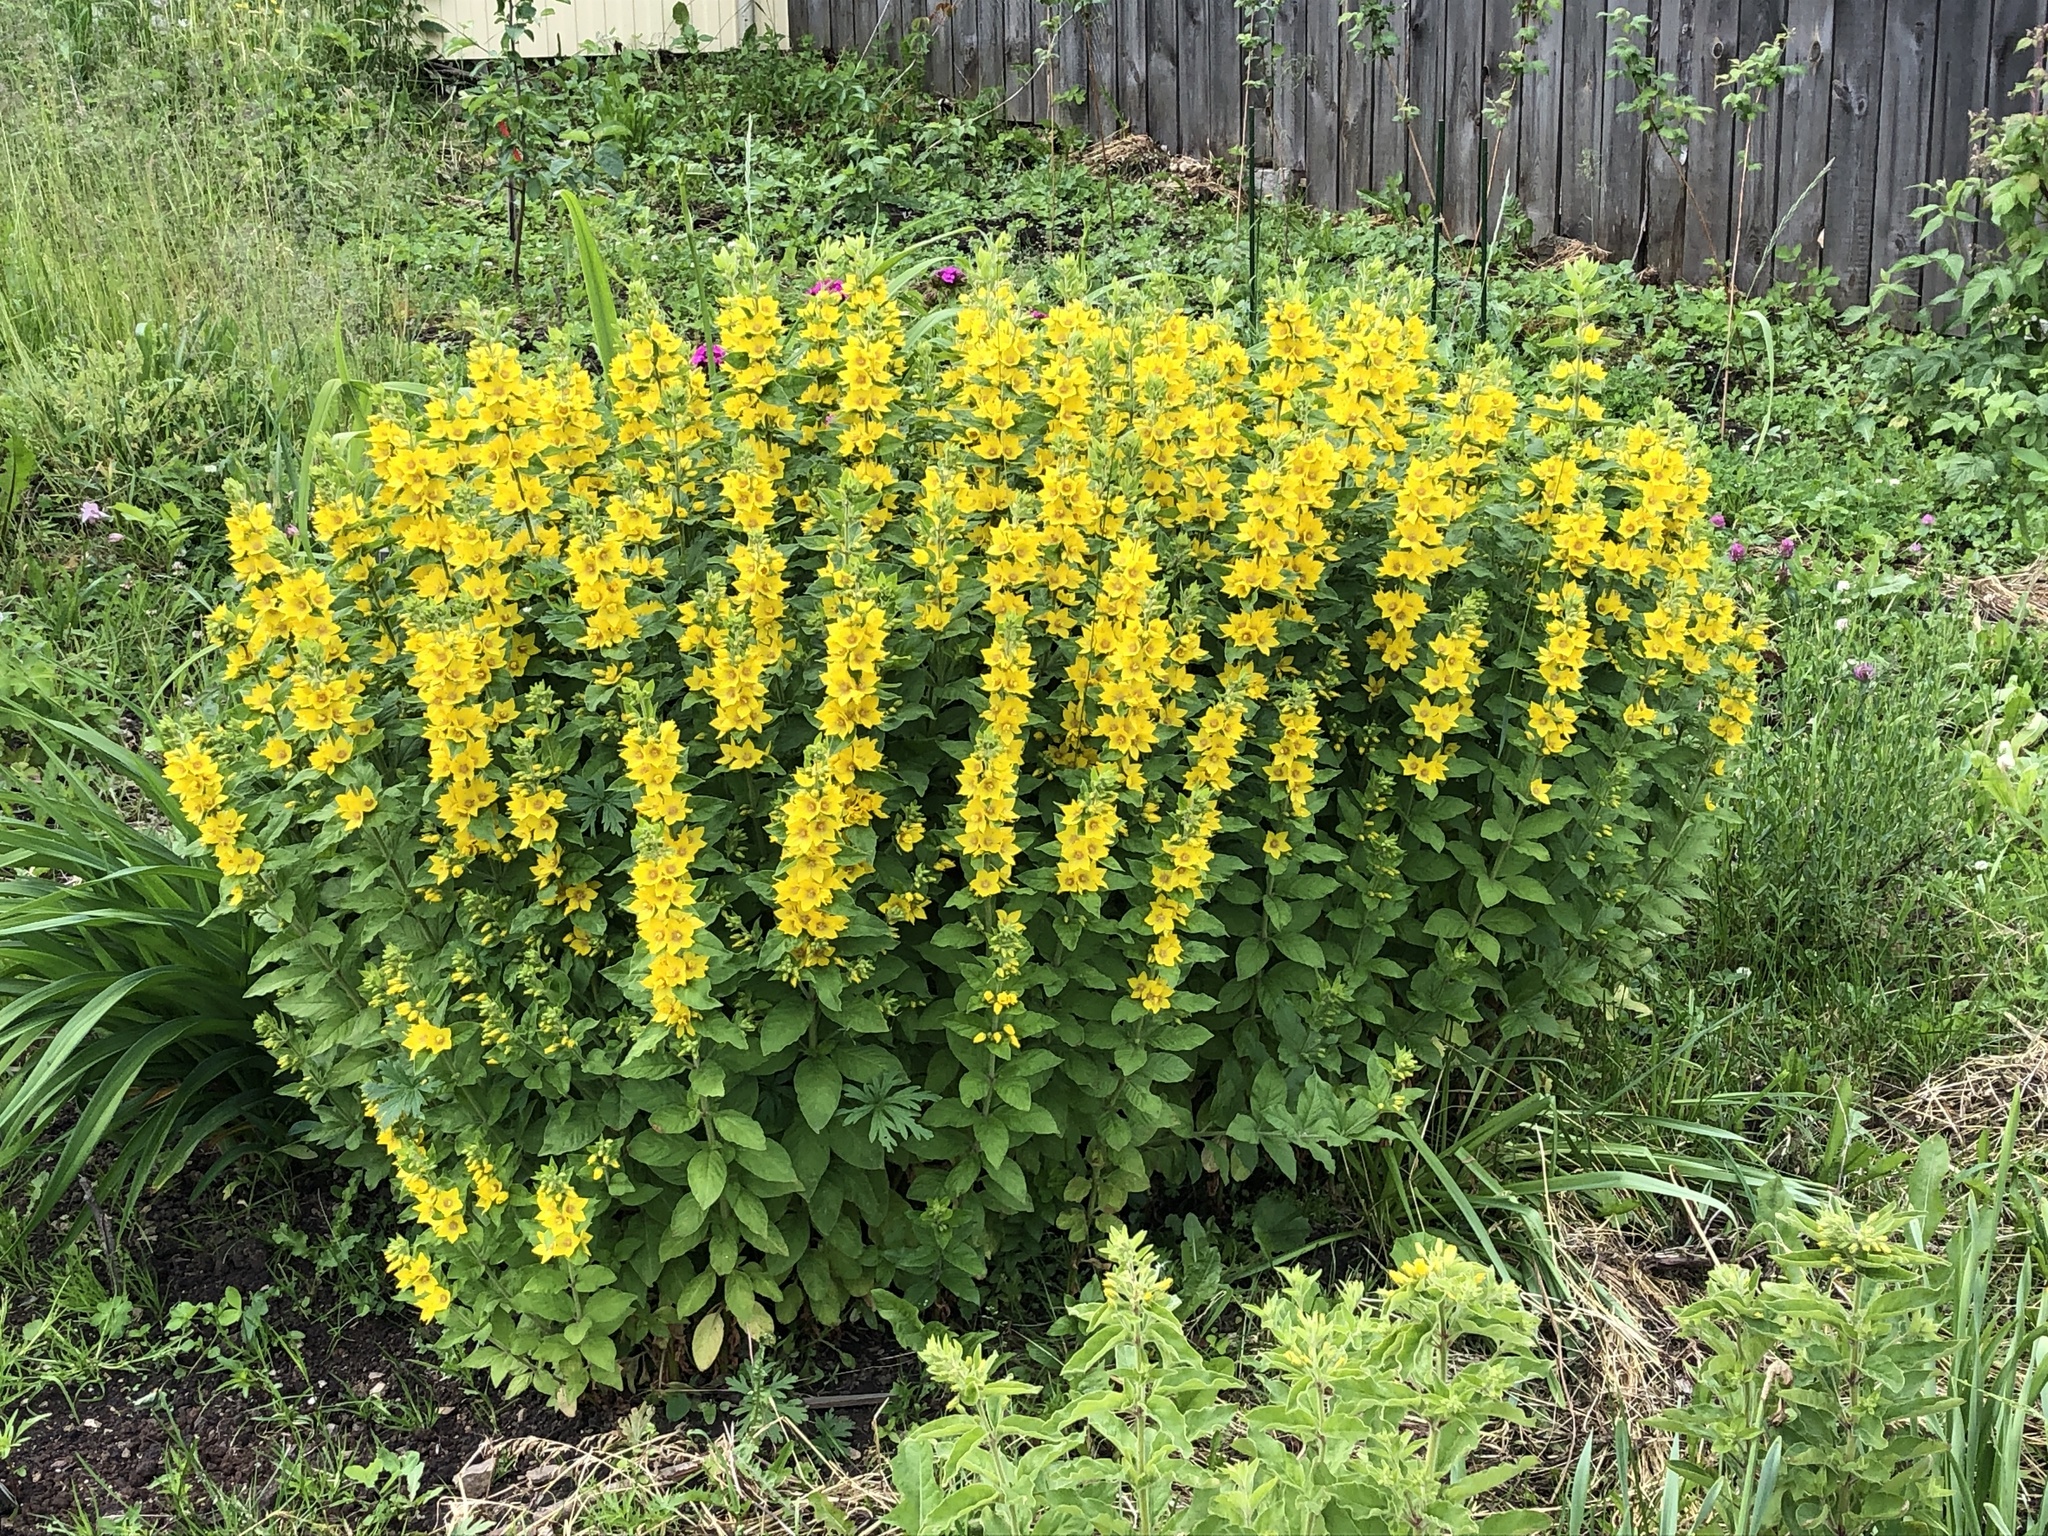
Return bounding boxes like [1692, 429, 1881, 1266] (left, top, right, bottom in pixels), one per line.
[957, 0, 988, 94]
[1727, 0, 1789, 291]
[1179, 0, 1215, 154]
[1640, 0, 1693, 277]
[1115, 0, 1147, 134]
[1409, 0, 1451, 217]
[1680, 0, 1740, 285]
[1556, 0, 1605, 246]
[1515, 0, 1566, 241]
[1143, 0, 1176, 146]
[1921, 0, 1992, 308]
[1335, 5, 1373, 207]
[1990, 0, 2046, 110]
[1366, 6, 1410, 204]
[1269, 0, 1305, 190]
[1769, 0, 1833, 287]
[1302, 2, 1340, 207]
[1820, 0, 1884, 296]
[1868, 1, 1936, 312]
[1594, 4, 1650, 257]
[1443, 0, 1487, 238]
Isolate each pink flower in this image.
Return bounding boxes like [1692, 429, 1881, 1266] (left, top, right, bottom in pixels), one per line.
[1709, 513, 1726, 529]
[106, 530, 124, 544]
[1908, 541, 1923, 554]
[936, 266, 962, 285]
[1727, 541, 1747, 562]
[1919, 512, 1936, 526]
[807, 278, 844, 296]
[1778, 537, 1796, 555]
[79, 501, 106, 525]
[690, 343, 726, 369]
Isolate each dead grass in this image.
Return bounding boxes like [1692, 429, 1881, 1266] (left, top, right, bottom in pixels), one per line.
[1078, 131, 1240, 207]
[1950, 558, 2048, 628]
[439, 1406, 896, 1535]
[1878, 1027, 2048, 1150]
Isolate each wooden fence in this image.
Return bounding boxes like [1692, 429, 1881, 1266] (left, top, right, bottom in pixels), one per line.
[788, 0, 2048, 306]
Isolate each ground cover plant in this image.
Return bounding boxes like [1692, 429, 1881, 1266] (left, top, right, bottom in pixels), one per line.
[2, 0, 2048, 1528]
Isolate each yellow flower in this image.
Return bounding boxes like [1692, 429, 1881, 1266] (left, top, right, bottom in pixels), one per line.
[1399, 750, 1450, 785]
[334, 786, 377, 829]
[1263, 831, 1292, 861]
[532, 1178, 592, 1263]
[1384, 1238, 1462, 1291]
[403, 1018, 452, 1058]
[1528, 778, 1552, 805]
[1129, 974, 1175, 1013]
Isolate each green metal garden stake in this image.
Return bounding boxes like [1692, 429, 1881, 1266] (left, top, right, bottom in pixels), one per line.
[1429, 118, 1446, 331]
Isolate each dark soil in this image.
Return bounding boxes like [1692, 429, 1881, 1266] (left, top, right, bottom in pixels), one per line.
[0, 1162, 922, 1529]
[0, 1167, 629, 1529]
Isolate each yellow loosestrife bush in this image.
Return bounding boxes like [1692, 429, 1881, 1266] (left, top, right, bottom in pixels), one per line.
[163, 243, 1758, 1406]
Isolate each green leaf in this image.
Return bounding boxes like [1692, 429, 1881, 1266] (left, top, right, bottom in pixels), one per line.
[795, 1058, 843, 1133]
[0, 433, 33, 513]
[710, 1111, 767, 1150]
[690, 1309, 725, 1372]
[687, 1148, 727, 1209]
[558, 189, 621, 368]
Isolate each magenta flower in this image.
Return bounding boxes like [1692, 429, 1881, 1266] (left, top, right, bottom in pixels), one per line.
[1919, 512, 1936, 526]
[79, 501, 107, 525]
[807, 278, 845, 296]
[1728, 541, 1747, 562]
[1778, 537, 1796, 556]
[936, 265, 962, 285]
[1851, 661, 1875, 683]
[1908, 541, 1923, 554]
[1709, 513, 1726, 529]
[690, 343, 726, 369]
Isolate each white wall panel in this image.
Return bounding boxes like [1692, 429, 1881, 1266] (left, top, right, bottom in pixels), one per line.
[426, 0, 788, 57]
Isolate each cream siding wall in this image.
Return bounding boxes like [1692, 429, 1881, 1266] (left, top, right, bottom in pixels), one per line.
[424, 0, 787, 57]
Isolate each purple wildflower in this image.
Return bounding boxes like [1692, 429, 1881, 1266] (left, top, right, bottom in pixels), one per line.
[79, 501, 106, 525]
[1778, 536, 1796, 556]
[284, 524, 298, 539]
[936, 265, 963, 285]
[1728, 541, 1747, 562]
[106, 530, 124, 544]
[690, 343, 727, 369]
[1920, 512, 1936, 526]
[1851, 660, 1875, 683]
[807, 278, 845, 296]
[1709, 513, 1726, 529]
[1908, 541, 1923, 555]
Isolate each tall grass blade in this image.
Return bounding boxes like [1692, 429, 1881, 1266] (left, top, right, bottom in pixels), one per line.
[0, 704, 275, 1230]
[559, 188, 621, 370]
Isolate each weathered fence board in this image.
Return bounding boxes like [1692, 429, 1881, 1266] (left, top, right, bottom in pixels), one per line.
[806, 0, 2045, 305]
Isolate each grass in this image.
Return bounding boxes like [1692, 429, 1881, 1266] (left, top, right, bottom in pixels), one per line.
[0, 0, 2046, 1526]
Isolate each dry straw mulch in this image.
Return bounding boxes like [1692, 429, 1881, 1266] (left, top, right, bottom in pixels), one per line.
[1950, 558, 2048, 627]
[438, 1407, 895, 1536]
[1078, 131, 1241, 206]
